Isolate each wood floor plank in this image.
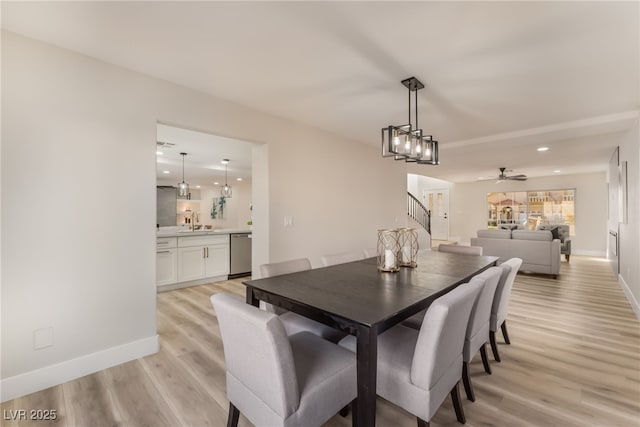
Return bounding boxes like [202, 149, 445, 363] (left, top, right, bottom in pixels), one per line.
[102, 360, 180, 427]
[140, 350, 228, 427]
[175, 350, 229, 412]
[62, 372, 122, 427]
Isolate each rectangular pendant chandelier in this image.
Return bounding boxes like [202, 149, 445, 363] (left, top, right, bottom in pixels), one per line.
[381, 77, 439, 165]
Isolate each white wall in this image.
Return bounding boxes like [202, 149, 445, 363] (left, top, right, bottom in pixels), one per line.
[2, 32, 160, 399]
[1, 32, 407, 400]
[408, 174, 453, 197]
[617, 121, 640, 317]
[266, 131, 407, 268]
[410, 172, 609, 255]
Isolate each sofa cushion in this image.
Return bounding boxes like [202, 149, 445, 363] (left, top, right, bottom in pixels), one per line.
[538, 224, 569, 242]
[512, 230, 552, 241]
[477, 229, 512, 239]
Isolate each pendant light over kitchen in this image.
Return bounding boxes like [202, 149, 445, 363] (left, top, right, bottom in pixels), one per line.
[221, 159, 232, 198]
[178, 152, 190, 198]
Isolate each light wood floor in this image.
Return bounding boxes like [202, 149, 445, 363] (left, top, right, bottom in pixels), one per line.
[3, 256, 639, 426]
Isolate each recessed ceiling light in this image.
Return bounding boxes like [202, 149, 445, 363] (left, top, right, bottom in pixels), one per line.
[554, 170, 561, 173]
[537, 147, 549, 152]
[196, 185, 201, 188]
[163, 170, 170, 174]
[156, 151, 164, 155]
[221, 159, 229, 164]
[214, 181, 219, 185]
[236, 177, 243, 181]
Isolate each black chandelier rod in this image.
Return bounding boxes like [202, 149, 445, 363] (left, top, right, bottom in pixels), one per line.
[404, 77, 423, 131]
[408, 86, 412, 127]
[415, 88, 419, 131]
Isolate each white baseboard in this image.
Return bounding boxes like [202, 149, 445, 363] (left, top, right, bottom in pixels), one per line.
[572, 250, 606, 257]
[618, 274, 640, 320]
[157, 275, 228, 292]
[0, 335, 159, 403]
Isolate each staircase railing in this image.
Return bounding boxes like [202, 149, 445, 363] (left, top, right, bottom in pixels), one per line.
[408, 192, 431, 235]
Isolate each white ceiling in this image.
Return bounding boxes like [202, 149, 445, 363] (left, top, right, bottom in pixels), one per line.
[2, 1, 638, 183]
[155, 124, 253, 188]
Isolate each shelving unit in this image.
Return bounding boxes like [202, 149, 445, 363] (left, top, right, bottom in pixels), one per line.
[177, 198, 201, 226]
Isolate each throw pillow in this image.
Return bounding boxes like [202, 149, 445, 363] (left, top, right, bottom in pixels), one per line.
[549, 226, 560, 240]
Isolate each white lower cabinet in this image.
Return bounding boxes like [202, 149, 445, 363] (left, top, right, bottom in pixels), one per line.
[176, 234, 230, 283]
[157, 234, 230, 288]
[203, 244, 230, 278]
[177, 246, 208, 282]
[156, 248, 178, 286]
[156, 237, 178, 286]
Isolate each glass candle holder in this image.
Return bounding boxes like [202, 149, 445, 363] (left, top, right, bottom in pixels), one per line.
[377, 229, 400, 272]
[398, 228, 419, 267]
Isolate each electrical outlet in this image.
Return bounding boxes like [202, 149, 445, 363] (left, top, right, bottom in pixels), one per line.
[34, 327, 54, 350]
[284, 216, 294, 227]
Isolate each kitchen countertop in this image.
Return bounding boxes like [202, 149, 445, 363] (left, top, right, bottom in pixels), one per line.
[157, 228, 251, 238]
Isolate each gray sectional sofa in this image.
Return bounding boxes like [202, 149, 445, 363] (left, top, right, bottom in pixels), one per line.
[470, 229, 560, 278]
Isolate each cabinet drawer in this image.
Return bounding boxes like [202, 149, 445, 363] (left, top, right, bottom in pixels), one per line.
[156, 237, 178, 250]
[178, 234, 229, 248]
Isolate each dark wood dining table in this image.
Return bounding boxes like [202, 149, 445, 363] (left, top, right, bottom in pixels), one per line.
[243, 250, 499, 427]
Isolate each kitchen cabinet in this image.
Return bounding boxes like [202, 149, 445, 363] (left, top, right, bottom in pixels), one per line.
[176, 234, 229, 283]
[203, 244, 230, 278]
[177, 246, 207, 282]
[156, 237, 178, 286]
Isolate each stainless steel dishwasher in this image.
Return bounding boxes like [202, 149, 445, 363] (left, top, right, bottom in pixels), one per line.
[229, 233, 252, 278]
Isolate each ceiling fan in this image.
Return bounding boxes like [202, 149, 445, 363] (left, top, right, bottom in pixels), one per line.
[481, 167, 528, 182]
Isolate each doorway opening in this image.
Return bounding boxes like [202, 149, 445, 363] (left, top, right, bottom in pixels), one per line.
[154, 123, 267, 291]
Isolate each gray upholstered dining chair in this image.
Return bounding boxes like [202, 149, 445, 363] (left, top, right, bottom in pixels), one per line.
[461, 267, 502, 402]
[320, 251, 364, 267]
[339, 282, 482, 427]
[260, 258, 346, 342]
[211, 293, 357, 427]
[490, 257, 523, 362]
[402, 244, 483, 330]
[438, 244, 483, 256]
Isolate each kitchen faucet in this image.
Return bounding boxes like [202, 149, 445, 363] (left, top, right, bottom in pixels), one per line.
[190, 210, 200, 231]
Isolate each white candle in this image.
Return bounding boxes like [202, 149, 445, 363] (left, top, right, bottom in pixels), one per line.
[384, 249, 395, 269]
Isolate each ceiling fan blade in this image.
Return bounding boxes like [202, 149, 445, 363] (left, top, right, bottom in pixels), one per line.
[479, 169, 527, 182]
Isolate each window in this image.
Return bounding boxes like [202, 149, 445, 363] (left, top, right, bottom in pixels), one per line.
[487, 189, 575, 234]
